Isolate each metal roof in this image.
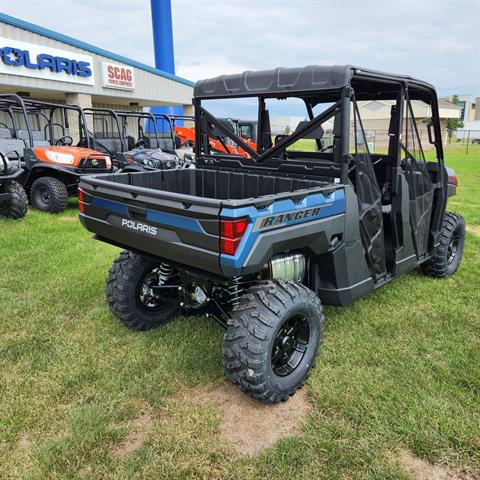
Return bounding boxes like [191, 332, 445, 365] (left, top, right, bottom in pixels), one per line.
[0, 12, 194, 88]
[194, 65, 435, 99]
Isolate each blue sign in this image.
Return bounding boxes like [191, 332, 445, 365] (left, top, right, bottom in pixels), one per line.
[0, 46, 92, 77]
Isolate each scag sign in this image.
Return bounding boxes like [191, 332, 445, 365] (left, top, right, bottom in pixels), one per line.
[102, 62, 135, 90]
[0, 38, 94, 85]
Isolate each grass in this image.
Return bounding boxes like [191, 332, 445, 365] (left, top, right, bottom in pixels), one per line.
[0, 147, 479, 479]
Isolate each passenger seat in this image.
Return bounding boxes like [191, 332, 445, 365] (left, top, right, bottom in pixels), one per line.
[17, 129, 51, 148]
[0, 127, 26, 164]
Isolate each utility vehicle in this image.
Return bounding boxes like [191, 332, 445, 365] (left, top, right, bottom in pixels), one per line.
[79, 66, 465, 403]
[0, 152, 28, 220]
[113, 110, 193, 171]
[0, 96, 114, 213]
[0, 95, 29, 219]
[175, 117, 257, 157]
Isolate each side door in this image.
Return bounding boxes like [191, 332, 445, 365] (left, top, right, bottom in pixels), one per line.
[350, 98, 387, 281]
[400, 96, 435, 258]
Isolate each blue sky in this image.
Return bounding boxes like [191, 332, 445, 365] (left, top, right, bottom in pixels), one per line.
[2, 0, 479, 117]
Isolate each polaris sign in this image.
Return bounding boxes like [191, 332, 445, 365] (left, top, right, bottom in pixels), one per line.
[0, 38, 94, 85]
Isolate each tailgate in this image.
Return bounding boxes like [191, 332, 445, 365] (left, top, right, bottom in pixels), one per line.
[79, 175, 223, 275]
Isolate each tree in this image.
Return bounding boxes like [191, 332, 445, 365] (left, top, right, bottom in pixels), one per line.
[284, 125, 291, 135]
[446, 95, 464, 143]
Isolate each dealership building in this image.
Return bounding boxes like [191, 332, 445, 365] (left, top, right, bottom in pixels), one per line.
[0, 13, 194, 121]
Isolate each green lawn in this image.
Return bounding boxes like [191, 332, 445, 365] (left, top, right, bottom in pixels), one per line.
[0, 147, 479, 479]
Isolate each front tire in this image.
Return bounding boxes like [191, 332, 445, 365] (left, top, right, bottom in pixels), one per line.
[223, 280, 324, 404]
[0, 181, 28, 219]
[421, 211, 465, 277]
[30, 177, 68, 213]
[106, 251, 180, 331]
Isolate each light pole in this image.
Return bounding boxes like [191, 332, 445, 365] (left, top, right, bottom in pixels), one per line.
[150, 0, 183, 123]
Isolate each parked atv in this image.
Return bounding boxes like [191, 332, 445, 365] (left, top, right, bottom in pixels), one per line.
[0, 95, 29, 219]
[174, 116, 258, 158]
[79, 65, 465, 403]
[0, 153, 28, 219]
[0, 96, 114, 213]
[113, 110, 193, 172]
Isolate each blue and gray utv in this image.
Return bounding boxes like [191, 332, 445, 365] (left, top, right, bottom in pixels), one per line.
[79, 66, 465, 403]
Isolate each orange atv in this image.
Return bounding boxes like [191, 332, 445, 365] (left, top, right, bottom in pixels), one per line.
[24, 145, 112, 213]
[175, 117, 257, 158]
[6, 97, 114, 213]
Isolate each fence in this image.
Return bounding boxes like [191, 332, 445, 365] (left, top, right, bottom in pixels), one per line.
[446, 130, 480, 154]
[274, 127, 480, 155]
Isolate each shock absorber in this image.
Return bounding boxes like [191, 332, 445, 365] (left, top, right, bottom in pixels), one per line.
[227, 276, 245, 307]
[158, 262, 174, 285]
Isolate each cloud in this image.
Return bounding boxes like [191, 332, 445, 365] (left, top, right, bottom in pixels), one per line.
[2, 0, 479, 96]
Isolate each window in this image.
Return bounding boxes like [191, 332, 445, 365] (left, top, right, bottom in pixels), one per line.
[349, 101, 371, 156]
[356, 100, 395, 153]
[239, 124, 254, 140]
[402, 99, 425, 162]
[458, 100, 466, 121]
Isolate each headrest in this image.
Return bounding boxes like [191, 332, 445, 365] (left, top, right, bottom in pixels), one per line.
[0, 127, 12, 139]
[294, 121, 324, 140]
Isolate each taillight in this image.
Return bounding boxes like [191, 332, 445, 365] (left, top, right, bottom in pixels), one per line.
[220, 217, 249, 256]
[448, 174, 458, 186]
[78, 188, 85, 214]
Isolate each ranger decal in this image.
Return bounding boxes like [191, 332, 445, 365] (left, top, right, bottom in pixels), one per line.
[253, 205, 331, 231]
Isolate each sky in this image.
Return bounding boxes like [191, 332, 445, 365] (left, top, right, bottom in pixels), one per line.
[1, 0, 479, 117]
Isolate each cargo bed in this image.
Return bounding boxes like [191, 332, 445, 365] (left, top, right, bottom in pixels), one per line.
[79, 169, 345, 277]
[83, 169, 331, 205]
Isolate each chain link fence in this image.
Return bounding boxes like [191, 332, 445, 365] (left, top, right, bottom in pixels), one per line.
[274, 126, 480, 155]
[446, 130, 480, 154]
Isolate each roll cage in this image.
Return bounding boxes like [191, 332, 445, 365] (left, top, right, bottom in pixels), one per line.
[193, 65, 445, 183]
[193, 65, 447, 257]
[0, 94, 91, 150]
[82, 107, 125, 156]
[114, 110, 194, 152]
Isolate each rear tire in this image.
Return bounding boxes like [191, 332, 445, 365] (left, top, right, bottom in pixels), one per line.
[30, 176, 68, 213]
[0, 181, 28, 219]
[223, 280, 324, 404]
[421, 211, 465, 277]
[106, 250, 180, 331]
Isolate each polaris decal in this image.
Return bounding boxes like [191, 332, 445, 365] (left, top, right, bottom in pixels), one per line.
[253, 205, 332, 231]
[121, 219, 158, 236]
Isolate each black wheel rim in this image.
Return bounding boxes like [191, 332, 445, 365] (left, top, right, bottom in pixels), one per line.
[35, 186, 50, 208]
[135, 268, 177, 311]
[447, 229, 461, 265]
[272, 314, 310, 377]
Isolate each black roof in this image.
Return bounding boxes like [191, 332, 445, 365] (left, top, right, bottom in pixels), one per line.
[194, 65, 435, 100]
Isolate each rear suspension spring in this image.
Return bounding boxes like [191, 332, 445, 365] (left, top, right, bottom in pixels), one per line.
[227, 276, 245, 307]
[158, 263, 174, 285]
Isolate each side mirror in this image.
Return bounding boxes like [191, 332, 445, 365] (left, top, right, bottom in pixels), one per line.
[427, 122, 436, 145]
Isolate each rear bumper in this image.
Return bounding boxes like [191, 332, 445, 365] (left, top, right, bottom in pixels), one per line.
[80, 212, 222, 275]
